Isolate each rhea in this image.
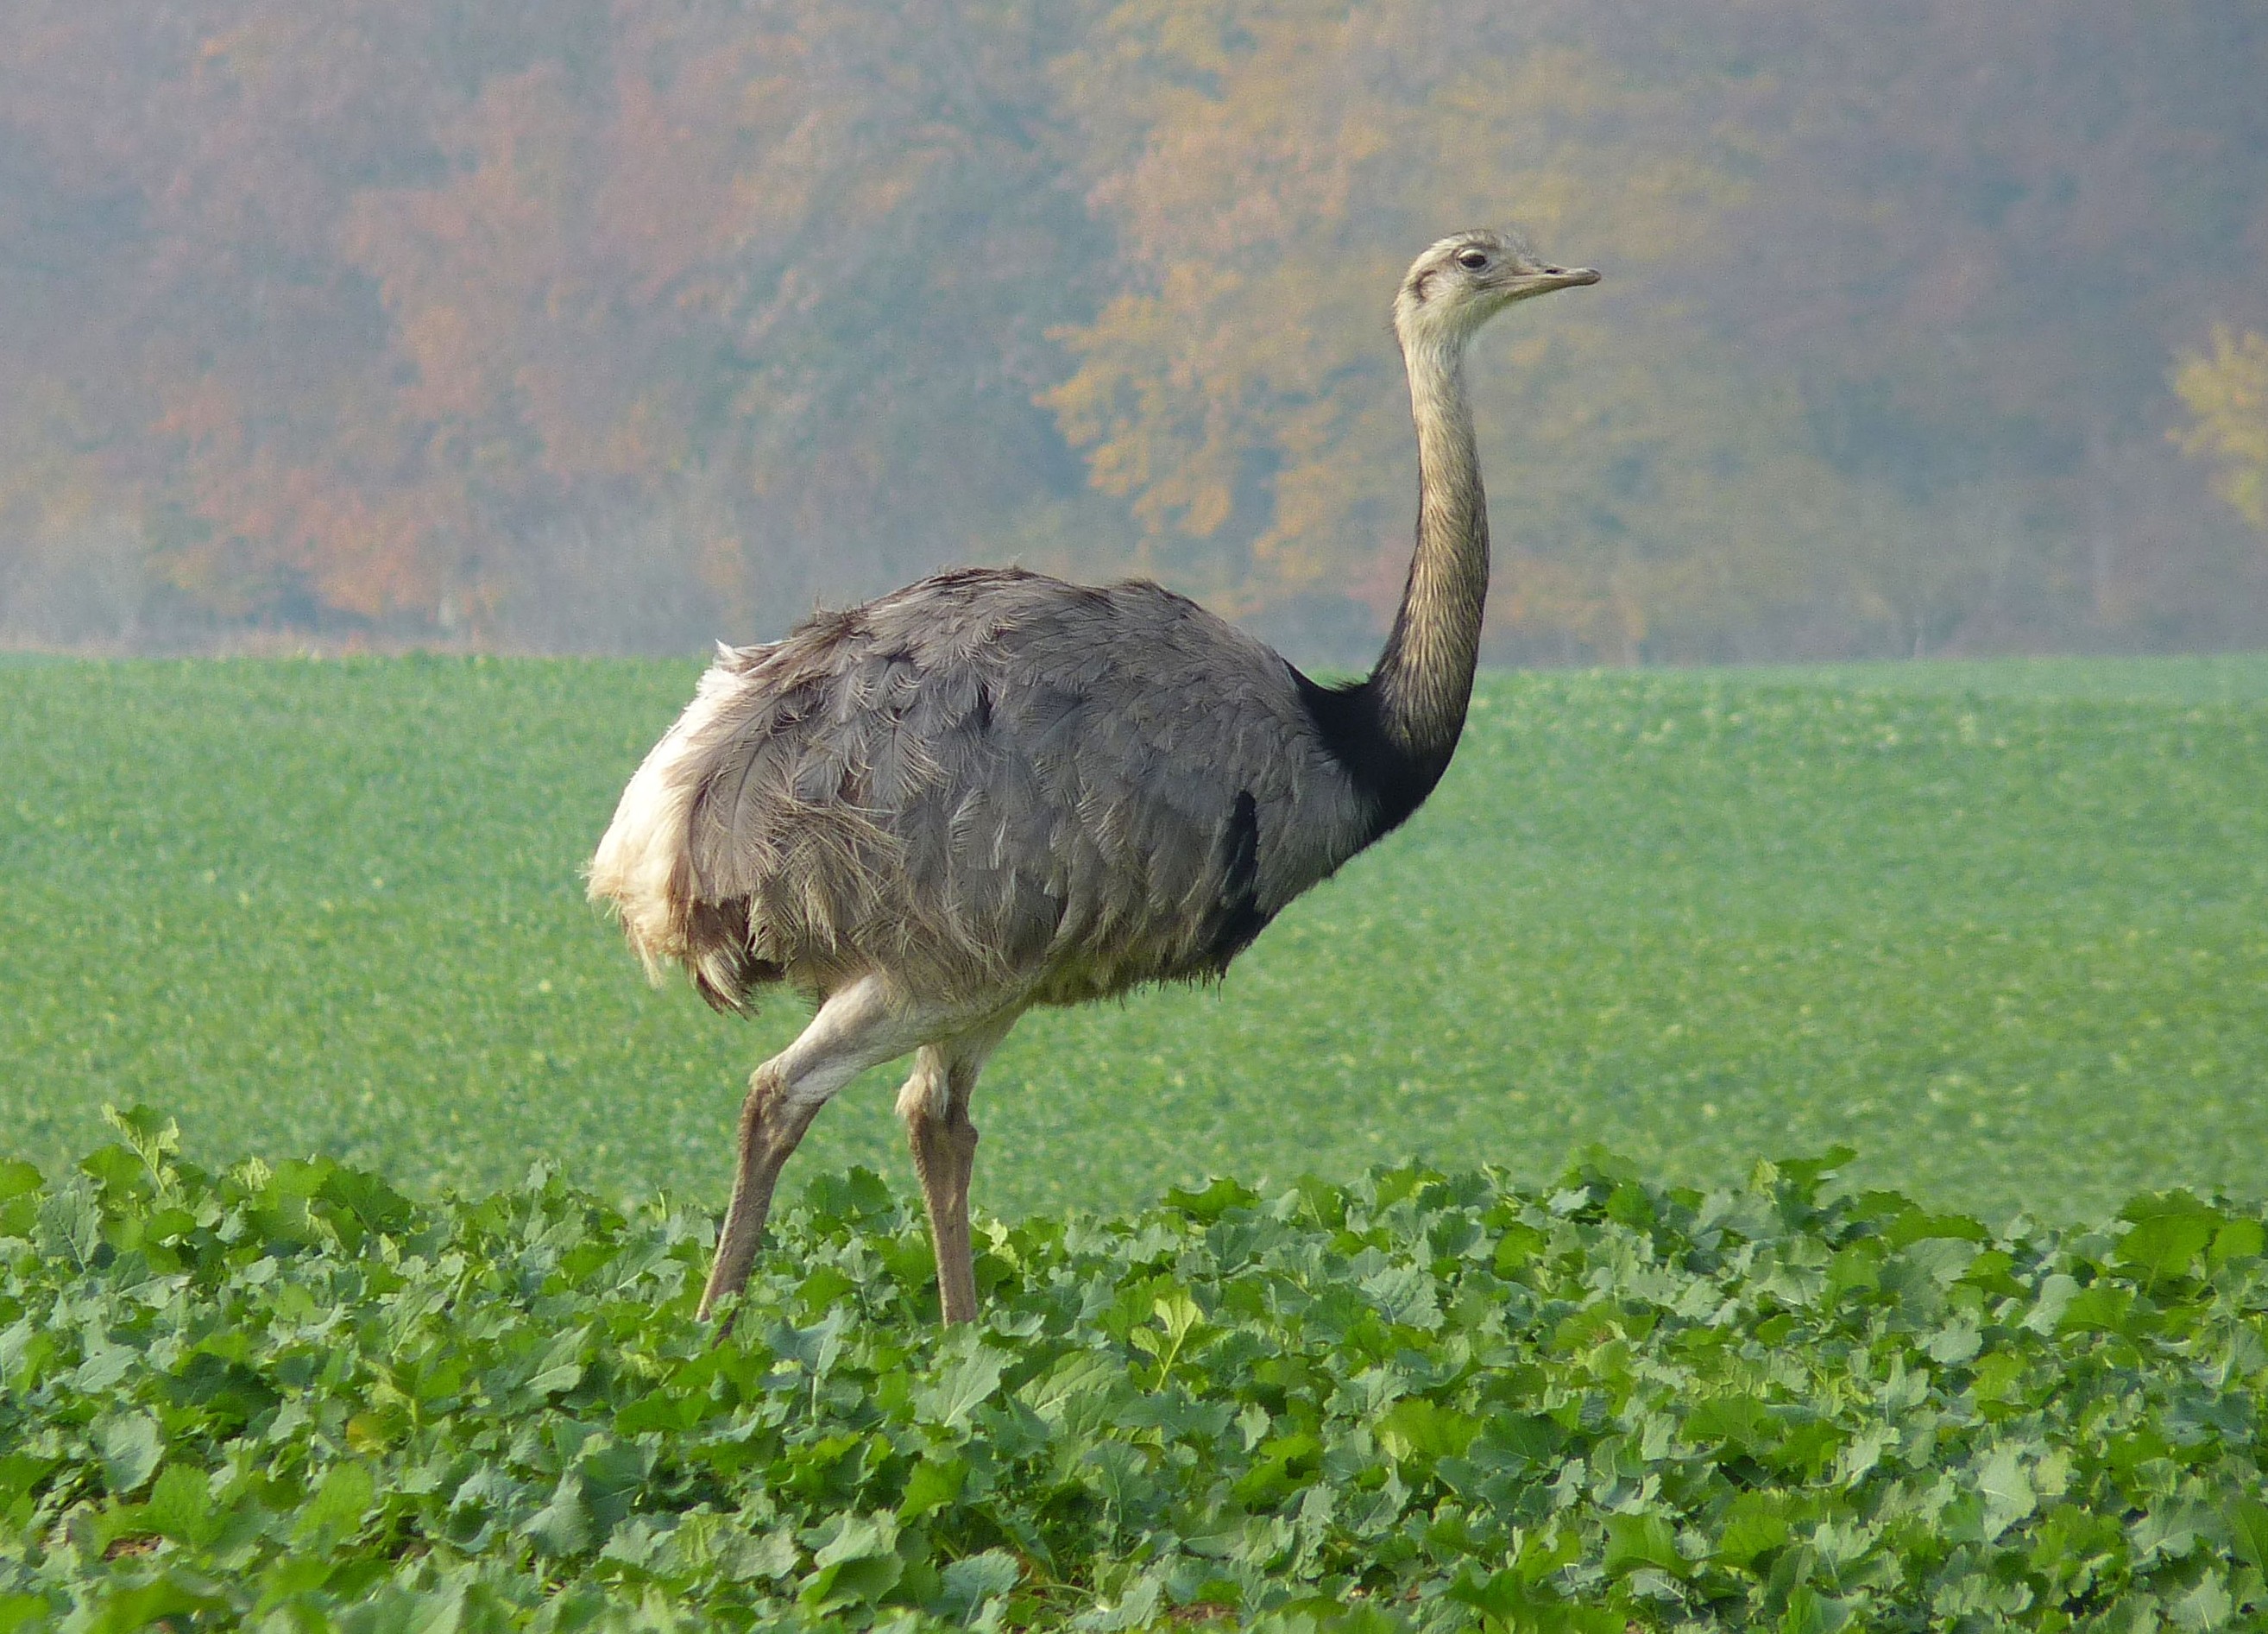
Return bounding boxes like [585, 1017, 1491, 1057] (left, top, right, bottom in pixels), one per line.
[589, 230, 1598, 1325]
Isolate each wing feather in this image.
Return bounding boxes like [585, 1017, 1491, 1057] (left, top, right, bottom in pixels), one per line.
[604, 567, 1374, 1006]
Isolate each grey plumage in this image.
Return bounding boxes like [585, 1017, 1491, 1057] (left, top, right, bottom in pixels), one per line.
[603, 569, 1368, 1010]
[589, 229, 1598, 1326]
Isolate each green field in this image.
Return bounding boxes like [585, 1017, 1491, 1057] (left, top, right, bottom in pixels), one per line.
[3, 654, 2266, 1223]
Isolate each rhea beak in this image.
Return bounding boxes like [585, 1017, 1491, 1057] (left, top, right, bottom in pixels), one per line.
[1495, 266, 1601, 305]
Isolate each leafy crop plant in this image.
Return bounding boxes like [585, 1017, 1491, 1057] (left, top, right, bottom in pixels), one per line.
[3, 1108, 2266, 1631]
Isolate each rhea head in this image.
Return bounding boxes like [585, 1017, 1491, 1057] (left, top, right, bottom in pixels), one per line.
[1392, 228, 1599, 354]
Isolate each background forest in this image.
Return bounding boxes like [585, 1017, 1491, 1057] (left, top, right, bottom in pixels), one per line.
[2, 0, 2265, 664]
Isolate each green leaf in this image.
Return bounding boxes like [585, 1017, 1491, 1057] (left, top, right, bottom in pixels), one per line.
[1492, 1221, 1548, 1274]
[801, 1512, 904, 1612]
[1773, 1147, 1858, 1187]
[527, 1361, 584, 1396]
[1474, 1410, 1563, 1468]
[2118, 1189, 2216, 1223]
[1925, 1322, 1981, 1365]
[314, 1164, 418, 1239]
[938, 1550, 1021, 1616]
[612, 1387, 703, 1437]
[93, 1410, 164, 1496]
[1086, 1440, 1152, 1524]
[1375, 1399, 1478, 1467]
[765, 1308, 851, 1378]
[2058, 1283, 2136, 1334]
[146, 1463, 217, 1547]
[1603, 1511, 1687, 1578]
[1358, 1264, 1441, 1330]
[2209, 1218, 2265, 1267]
[803, 1166, 897, 1226]
[916, 1334, 1007, 1429]
[2170, 1569, 2233, 1632]
[724, 1524, 802, 1583]
[1019, 1349, 1122, 1433]
[35, 1180, 101, 1270]
[0, 1158, 42, 1206]
[1274, 1599, 1417, 1633]
[1779, 1583, 1849, 1634]
[1163, 1177, 1260, 1222]
[1715, 1492, 1792, 1568]
[811, 1511, 898, 1568]
[523, 1472, 592, 1557]
[1685, 1394, 1774, 1454]
[2226, 1497, 2268, 1575]
[1153, 1287, 1204, 1340]
[1978, 1445, 2036, 1541]
[899, 1457, 966, 1521]
[2118, 1213, 2216, 1283]
[2022, 1271, 2081, 1333]
[87, 1573, 230, 1634]
[102, 1103, 182, 1176]
[1446, 1563, 1553, 1621]
[295, 1461, 376, 1547]
[1883, 1208, 1990, 1247]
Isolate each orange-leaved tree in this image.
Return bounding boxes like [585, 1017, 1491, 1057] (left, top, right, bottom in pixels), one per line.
[1037, 0, 1858, 662]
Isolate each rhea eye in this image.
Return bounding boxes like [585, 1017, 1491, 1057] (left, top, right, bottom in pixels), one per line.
[1457, 250, 1489, 270]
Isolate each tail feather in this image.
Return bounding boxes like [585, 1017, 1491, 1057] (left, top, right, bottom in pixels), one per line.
[684, 897, 781, 1015]
[588, 655, 783, 1014]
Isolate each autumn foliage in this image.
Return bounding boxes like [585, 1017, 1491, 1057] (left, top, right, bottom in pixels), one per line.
[2178, 329, 2268, 535]
[0, 0, 2263, 657]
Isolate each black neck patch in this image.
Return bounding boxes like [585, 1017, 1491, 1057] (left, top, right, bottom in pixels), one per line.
[1289, 666, 1451, 846]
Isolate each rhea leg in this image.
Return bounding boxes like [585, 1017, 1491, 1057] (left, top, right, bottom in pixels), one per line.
[898, 1013, 1018, 1326]
[699, 975, 963, 1322]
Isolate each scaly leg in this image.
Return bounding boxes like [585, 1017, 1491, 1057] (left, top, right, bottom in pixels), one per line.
[898, 1012, 1019, 1325]
[699, 974, 967, 1323]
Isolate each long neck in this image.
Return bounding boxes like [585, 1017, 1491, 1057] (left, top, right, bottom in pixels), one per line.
[1369, 331, 1486, 774]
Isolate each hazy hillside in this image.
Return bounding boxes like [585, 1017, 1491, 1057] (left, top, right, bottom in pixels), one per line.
[1, 0, 2263, 661]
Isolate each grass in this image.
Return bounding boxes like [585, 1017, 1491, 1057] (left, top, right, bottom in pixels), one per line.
[2, 653, 2265, 1222]
[1734, 652, 2268, 705]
